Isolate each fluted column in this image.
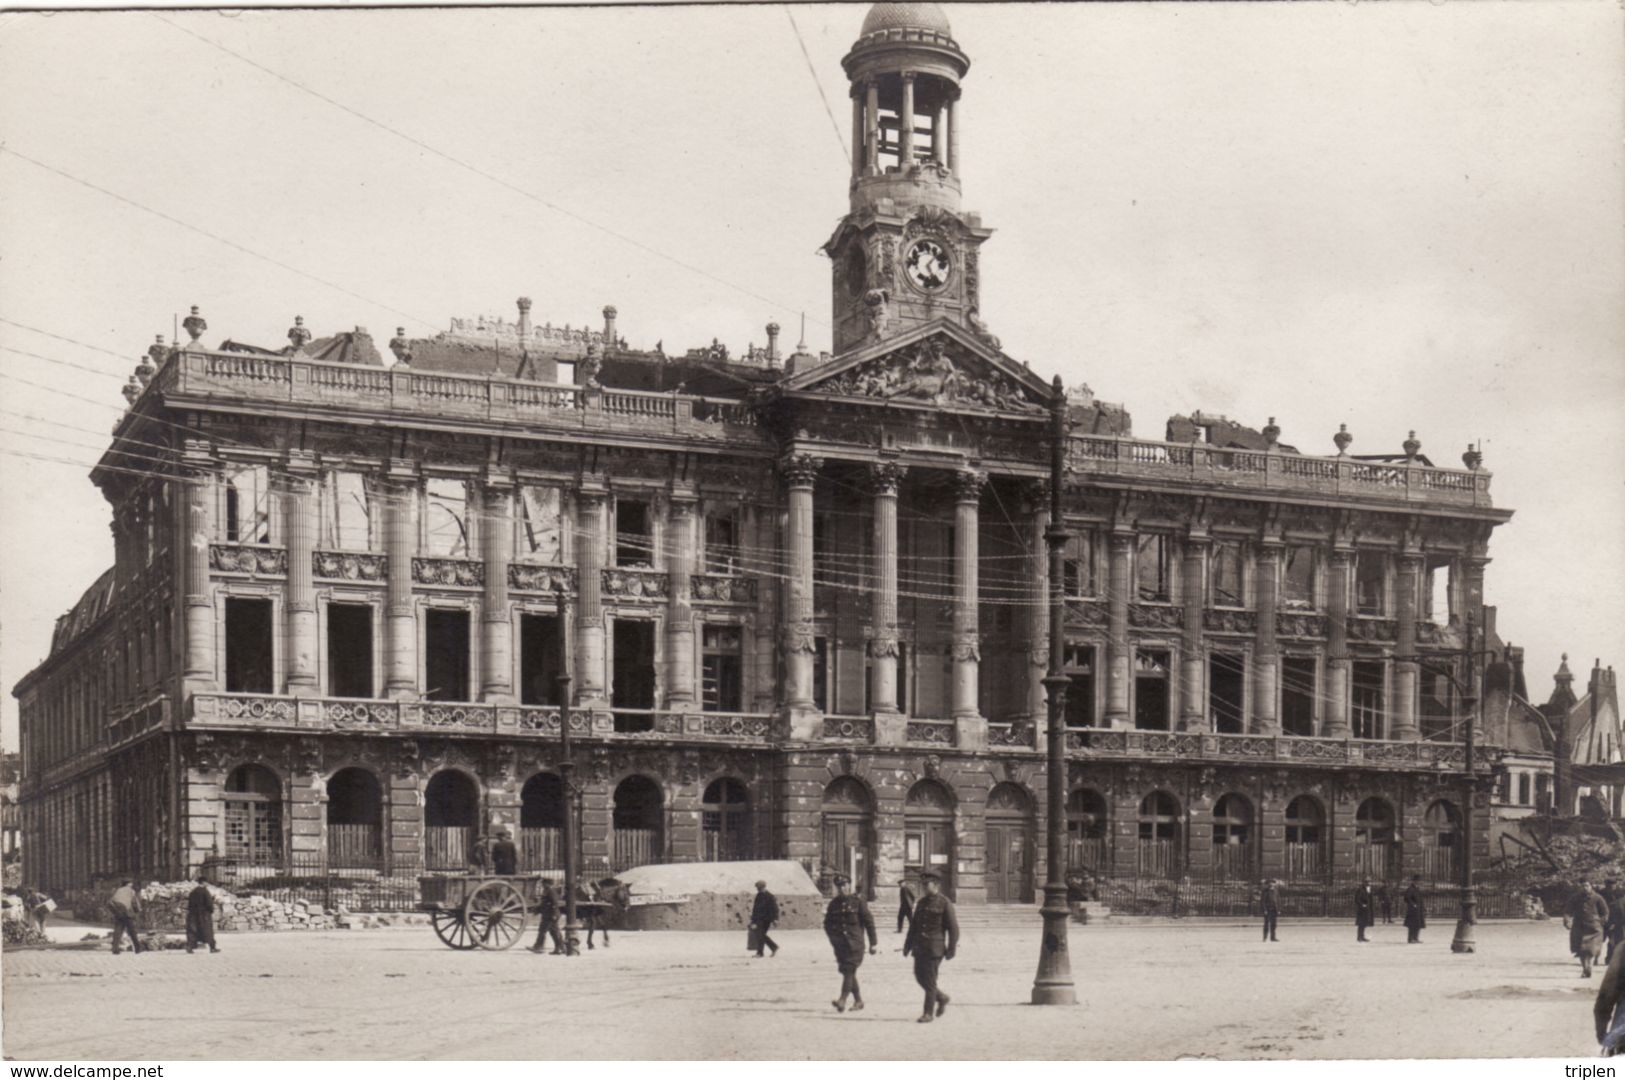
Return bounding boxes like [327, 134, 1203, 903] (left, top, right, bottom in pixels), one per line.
[574, 486, 608, 704]
[1180, 535, 1208, 731]
[1253, 541, 1281, 734]
[851, 92, 864, 179]
[951, 471, 985, 725]
[900, 73, 916, 168]
[946, 95, 959, 174]
[281, 461, 319, 694]
[1393, 553, 1422, 740]
[382, 463, 418, 698]
[178, 449, 216, 688]
[779, 454, 822, 736]
[480, 476, 514, 702]
[1325, 548, 1353, 737]
[1463, 555, 1489, 738]
[1025, 485, 1050, 727]
[865, 81, 880, 174]
[869, 463, 906, 716]
[666, 494, 698, 711]
[1105, 532, 1133, 728]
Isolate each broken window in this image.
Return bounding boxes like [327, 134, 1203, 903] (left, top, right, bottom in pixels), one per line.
[1134, 649, 1171, 731]
[519, 614, 564, 706]
[1062, 532, 1096, 598]
[424, 609, 471, 702]
[324, 471, 372, 551]
[1420, 665, 1457, 741]
[1064, 643, 1096, 728]
[812, 510, 834, 607]
[223, 465, 271, 544]
[1424, 556, 1454, 626]
[223, 764, 282, 864]
[614, 499, 652, 567]
[1281, 656, 1317, 736]
[1212, 542, 1245, 608]
[1518, 773, 1532, 805]
[326, 602, 373, 699]
[1282, 545, 1316, 610]
[1209, 652, 1246, 734]
[701, 625, 744, 712]
[704, 509, 741, 575]
[1355, 551, 1386, 616]
[424, 479, 470, 557]
[1136, 535, 1171, 602]
[144, 494, 157, 564]
[1352, 660, 1386, 739]
[517, 486, 563, 564]
[611, 618, 656, 725]
[813, 635, 830, 713]
[224, 597, 274, 693]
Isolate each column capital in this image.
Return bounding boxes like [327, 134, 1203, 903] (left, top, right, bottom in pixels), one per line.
[668, 491, 699, 516]
[1329, 549, 1353, 568]
[1256, 539, 1284, 559]
[1397, 552, 1424, 572]
[481, 468, 515, 493]
[1108, 530, 1135, 552]
[576, 481, 609, 506]
[778, 453, 823, 488]
[869, 461, 907, 495]
[282, 448, 320, 476]
[1183, 532, 1211, 552]
[951, 469, 987, 503]
[868, 635, 900, 659]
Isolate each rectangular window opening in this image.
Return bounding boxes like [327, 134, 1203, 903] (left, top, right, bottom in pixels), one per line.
[326, 472, 372, 551]
[701, 625, 744, 712]
[424, 609, 472, 703]
[424, 479, 469, 558]
[1425, 557, 1454, 627]
[1136, 535, 1171, 602]
[1063, 533, 1096, 598]
[1064, 643, 1096, 728]
[705, 510, 740, 575]
[326, 603, 374, 699]
[519, 613, 564, 706]
[1281, 656, 1317, 737]
[1134, 649, 1171, 731]
[1352, 660, 1386, 740]
[1282, 546, 1316, 610]
[1210, 652, 1246, 735]
[224, 466, 271, 544]
[1420, 666, 1457, 741]
[1212, 542, 1245, 608]
[813, 635, 829, 713]
[1355, 552, 1386, 616]
[517, 486, 564, 564]
[224, 597, 274, 693]
[611, 619, 656, 722]
[615, 499, 652, 567]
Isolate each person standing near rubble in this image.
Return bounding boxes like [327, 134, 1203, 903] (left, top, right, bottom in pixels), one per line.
[1603, 880, 1625, 963]
[108, 879, 144, 955]
[185, 873, 220, 954]
[897, 877, 918, 934]
[1567, 880, 1611, 978]
[823, 871, 876, 1013]
[903, 870, 959, 1024]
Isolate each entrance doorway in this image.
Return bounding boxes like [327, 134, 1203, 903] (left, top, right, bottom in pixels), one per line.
[904, 779, 956, 897]
[985, 782, 1033, 904]
[820, 777, 874, 899]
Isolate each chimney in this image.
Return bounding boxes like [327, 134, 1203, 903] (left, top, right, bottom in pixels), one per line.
[517, 297, 532, 339]
[1508, 644, 1527, 701]
[602, 305, 618, 351]
[765, 321, 781, 368]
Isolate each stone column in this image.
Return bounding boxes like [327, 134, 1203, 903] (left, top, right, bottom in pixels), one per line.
[666, 493, 698, 711]
[1462, 555, 1490, 738]
[946, 95, 958, 174]
[1393, 553, 1422, 740]
[865, 81, 880, 174]
[869, 463, 906, 721]
[479, 476, 514, 702]
[900, 72, 916, 167]
[851, 92, 864, 178]
[382, 463, 419, 698]
[1325, 548, 1353, 737]
[1025, 485, 1050, 727]
[933, 103, 947, 165]
[1253, 541, 1281, 735]
[779, 454, 822, 738]
[178, 450, 216, 689]
[1105, 532, 1133, 728]
[574, 485, 608, 705]
[951, 472, 986, 749]
[1180, 535, 1208, 731]
[281, 459, 320, 695]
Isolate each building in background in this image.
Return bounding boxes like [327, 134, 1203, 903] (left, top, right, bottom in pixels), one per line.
[13, 3, 1535, 908]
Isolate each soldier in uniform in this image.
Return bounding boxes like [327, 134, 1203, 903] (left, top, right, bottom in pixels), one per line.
[528, 878, 566, 955]
[823, 871, 877, 1013]
[902, 870, 959, 1023]
[1260, 878, 1280, 943]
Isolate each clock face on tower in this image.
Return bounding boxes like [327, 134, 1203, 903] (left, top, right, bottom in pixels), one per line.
[905, 238, 952, 293]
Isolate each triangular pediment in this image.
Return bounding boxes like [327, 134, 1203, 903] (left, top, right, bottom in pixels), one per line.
[783, 320, 1054, 415]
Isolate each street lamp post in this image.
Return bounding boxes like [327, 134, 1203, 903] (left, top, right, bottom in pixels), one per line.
[556, 586, 582, 957]
[1031, 374, 1077, 1006]
[1451, 614, 1481, 954]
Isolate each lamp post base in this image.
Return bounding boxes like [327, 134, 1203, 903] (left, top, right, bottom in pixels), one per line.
[1030, 884, 1078, 1005]
[1450, 886, 1478, 954]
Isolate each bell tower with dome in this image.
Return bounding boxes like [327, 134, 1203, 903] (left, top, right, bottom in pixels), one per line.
[824, 3, 997, 356]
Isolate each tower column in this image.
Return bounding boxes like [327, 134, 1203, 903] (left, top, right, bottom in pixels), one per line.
[281, 459, 320, 695]
[1325, 548, 1353, 737]
[865, 80, 880, 174]
[479, 475, 514, 702]
[951, 471, 984, 720]
[779, 454, 822, 738]
[1025, 485, 1050, 727]
[1253, 541, 1281, 734]
[178, 446, 216, 689]
[900, 72, 916, 168]
[933, 101, 947, 166]
[382, 463, 419, 698]
[666, 493, 699, 710]
[946, 94, 959, 174]
[869, 463, 906, 717]
[1180, 535, 1208, 731]
[574, 486, 608, 705]
[1393, 553, 1422, 740]
[851, 91, 864, 178]
[1463, 555, 1490, 739]
[1105, 532, 1133, 728]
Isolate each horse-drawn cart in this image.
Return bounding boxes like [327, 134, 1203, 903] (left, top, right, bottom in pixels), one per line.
[418, 874, 612, 951]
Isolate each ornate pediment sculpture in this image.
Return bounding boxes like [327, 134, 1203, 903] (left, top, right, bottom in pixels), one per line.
[816, 335, 1043, 414]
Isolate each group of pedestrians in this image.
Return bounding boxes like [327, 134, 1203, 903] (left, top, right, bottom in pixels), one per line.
[528, 876, 626, 954]
[103, 874, 221, 955]
[1258, 875, 1427, 944]
[1567, 879, 1625, 979]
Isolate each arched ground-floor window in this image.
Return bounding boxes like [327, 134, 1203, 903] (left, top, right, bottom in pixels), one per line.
[1422, 799, 1459, 882]
[425, 770, 479, 871]
[1138, 791, 1182, 879]
[326, 767, 382, 869]
[1067, 788, 1110, 872]
[612, 775, 664, 871]
[520, 772, 566, 871]
[1211, 793, 1254, 882]
[224, 764, 283, 867]
[1284, 795, 1326, 880]
[702, 777, 751, 862]
[1354, 798, 1399, 882]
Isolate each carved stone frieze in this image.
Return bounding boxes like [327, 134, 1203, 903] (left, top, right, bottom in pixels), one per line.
[1129, 603, 1184, 631]
[1066, 600, 1108, 629]
[818, 336, 1043, 413]
[691, 574, 755, 604]
[602, 568, 669, 600]
[509, 563, 577, 593]
[412, 557, 484, 587]
[1347, 617, 1398, 643]
[210, 544, 287, 575]
[314, 551, 387, 581]
[1277, 613, 1330, 639]
[1204, 609, 1258, 635]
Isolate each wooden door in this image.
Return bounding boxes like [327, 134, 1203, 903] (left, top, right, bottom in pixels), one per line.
[905, 820, 955, 897]
[987, 822, 1032, 903]
[821, 816, 870, 898]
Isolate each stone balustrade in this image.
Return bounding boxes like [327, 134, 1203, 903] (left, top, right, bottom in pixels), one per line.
[822, 715, 876, 742]
[1063, 727, 1494, 771]
[905, 720, 956, 746]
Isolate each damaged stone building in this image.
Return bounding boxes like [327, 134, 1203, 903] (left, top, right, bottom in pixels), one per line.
[14, 3, 1526, 905]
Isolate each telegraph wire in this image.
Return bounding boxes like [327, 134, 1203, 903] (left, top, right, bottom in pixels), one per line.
[0, 317, 133, 362]
[784, 6, 851, 168]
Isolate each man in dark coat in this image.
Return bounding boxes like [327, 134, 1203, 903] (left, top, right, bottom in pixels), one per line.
[528, 878, 566, 955]
[185, 874, 220, 954]
[897, 877, 918, 934]
[1568, 880, 1611, 978]
[1596, 933, 1625, 1054]
[1403, 875, 1427, 944]
[823, 871, 877, 1013]
[749, 880, 780, 958]
[1604, 881, 1625, 963]
[489, 828, 518, 876]
[1353, 878, 1375, 942]
[1260, 879, 1280, 942]
[903, 870, 959, 1023]
[1377, 883, 1394, 924]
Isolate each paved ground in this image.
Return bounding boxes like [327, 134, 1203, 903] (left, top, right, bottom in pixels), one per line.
[0, 919, 1605, 1060]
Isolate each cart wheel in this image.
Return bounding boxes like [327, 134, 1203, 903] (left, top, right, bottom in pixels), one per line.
[432, 908, 480, 950]
[466, 880, 529, 951]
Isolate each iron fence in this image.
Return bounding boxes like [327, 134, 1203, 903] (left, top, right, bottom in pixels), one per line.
[1086, 871, 1530, 920]
[206, 852, 426, 913]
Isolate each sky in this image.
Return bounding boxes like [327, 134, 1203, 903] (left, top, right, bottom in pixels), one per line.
[0, 2, 1621, 748]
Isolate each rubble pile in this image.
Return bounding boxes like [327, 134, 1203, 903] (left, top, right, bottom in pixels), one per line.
[135, 882, 343, 932]
[1501, 834, 1625, 915]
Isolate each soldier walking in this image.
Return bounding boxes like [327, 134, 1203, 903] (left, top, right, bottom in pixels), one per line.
[823, 872, 876, 1013]
[108, 879, 144, 955]
[1568, 880, 1611, 978]
[528, 878, 566, 955]
[902, 870, 959, 1023]
[749, 880, 780, 958]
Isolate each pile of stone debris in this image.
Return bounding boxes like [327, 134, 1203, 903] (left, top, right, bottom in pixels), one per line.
[135, 881, 343, 932]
